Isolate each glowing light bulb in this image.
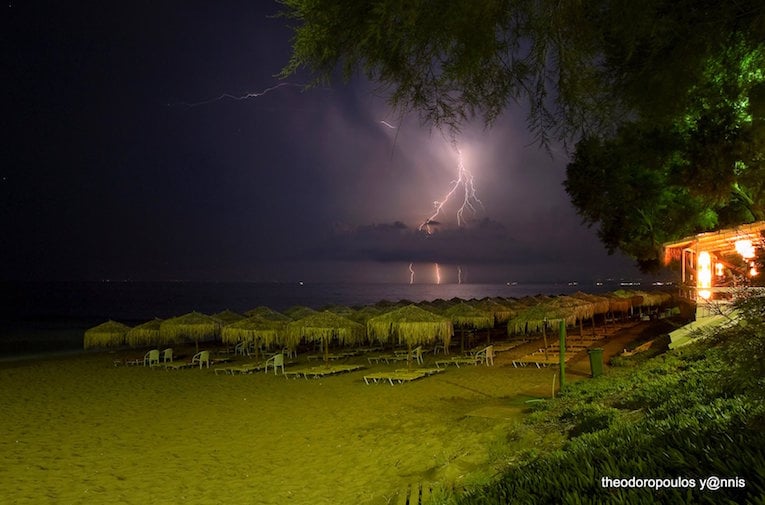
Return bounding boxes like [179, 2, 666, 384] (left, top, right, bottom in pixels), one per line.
[697, 251, 712, 300]
[735, 239, 755, 259]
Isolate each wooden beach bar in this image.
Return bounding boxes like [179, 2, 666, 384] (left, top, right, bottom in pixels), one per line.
[662, 221, 765, 347]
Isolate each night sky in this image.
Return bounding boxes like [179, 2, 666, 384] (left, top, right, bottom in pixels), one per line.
[3, 1, 648, 284]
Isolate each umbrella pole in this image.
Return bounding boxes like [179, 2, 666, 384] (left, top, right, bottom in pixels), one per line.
[559, 320, 566, 390]
[324, 336, 329, 366]
[542, 322, 549, 361]
[407, 341, 413, 369]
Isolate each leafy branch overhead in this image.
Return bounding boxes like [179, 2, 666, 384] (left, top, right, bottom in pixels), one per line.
[281, 0, 765, 269]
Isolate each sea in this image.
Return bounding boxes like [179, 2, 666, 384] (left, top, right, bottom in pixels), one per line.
[0, 280, 665, 357]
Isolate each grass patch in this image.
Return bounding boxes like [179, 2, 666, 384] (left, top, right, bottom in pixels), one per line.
[447, 295, 765, 504]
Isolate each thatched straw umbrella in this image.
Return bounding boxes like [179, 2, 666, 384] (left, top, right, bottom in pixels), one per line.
[367, 305, 453, 366]
[472, 298, 516, 325]
[632, 290, 673, 311]
[508, 301, 576, 359]
[221, 316, 288, 357]
[607, 291, 637, 321]
[416, 301, 444, 313]
[444, 302, 494, 353]
[545, 295, 595, 337]
[283, 305, 318, 320]
[244, 306, 286, 319]
[321, 305, 356, 318]
[571, 292, 611, 336]
[509, 305, 554, 335]
[287, 311, 364, 364]
[84, 320, 131, 350]
[212, 309, 245, 326]
[159, 311, 221, 352]
[125, 318, 162, 348]
[346, 305, 382, 325]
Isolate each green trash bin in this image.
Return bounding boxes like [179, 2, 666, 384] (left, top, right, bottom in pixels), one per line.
[588, 348, 604, 378]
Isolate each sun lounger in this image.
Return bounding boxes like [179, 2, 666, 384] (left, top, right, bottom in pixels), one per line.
[307, 353, 348, 362]
[213, 362, 266, 375]
[491, 341, 527, 353]
[512, 352, 575, 368]
[163, 351, 218, 370]
[284, 364, 364, 379]
[367, 354, 393, 364]
[363, 368, 443, 385]
[435, 356, 481, 368]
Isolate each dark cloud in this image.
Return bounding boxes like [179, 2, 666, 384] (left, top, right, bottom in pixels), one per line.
[311, 218, 548, 264]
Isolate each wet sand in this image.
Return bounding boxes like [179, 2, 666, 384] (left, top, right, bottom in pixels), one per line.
[0, 321, 658, 504]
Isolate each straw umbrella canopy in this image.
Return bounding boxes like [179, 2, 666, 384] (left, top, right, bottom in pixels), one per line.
[125, 318, 162, 348]
[322, 305, 358, 319]
[472, 298, 516, 324]
[633, 290, 673, 308]
[287, 311, 364, 364]
[159, 311, 221, 351]
[444, 302, 495, 353]
[546, 296, 595, 323]
[571, 292, 611, 336]
[509, 300, 577, 335]
[367, 305, 453, 365]
[607, 291, 637, 320]
[416, 301, 444, 313]
[346, 305, 382, 325]
[283, 305, 318, 320]
[84, 320, 131, 350]
[613, 289, 645, 313]
[244, 306, 289, 320]
[211, 309, 245, 326]
[571, 292, 611, 316]
[444, 302, 495, 328]
[544, 295, 595, 337]
[238, 308, 292, 354]
[221, 315, 289, 355]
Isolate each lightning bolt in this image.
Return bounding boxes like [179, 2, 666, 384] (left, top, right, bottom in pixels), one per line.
[418, 146, 484, 234]
[435, 263, 441, 285]
[174, 82, 304, 108]
[457, 266, 462, 285]
[380, 120, 396, 129]
[409, 263, 415, 285]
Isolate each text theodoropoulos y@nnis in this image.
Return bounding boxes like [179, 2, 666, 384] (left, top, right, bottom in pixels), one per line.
[600, 476, 746, 491]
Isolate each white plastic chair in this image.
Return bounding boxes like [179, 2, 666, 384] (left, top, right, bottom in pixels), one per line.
[144, 349, 160, 367]
[191, 350, 210, 368]
[476, 345, 495, 366]
[265, 353, 285, 375]
[411, 346, 424, 365]
[234, 341, 250, 357]
[161, 348, 173, 363]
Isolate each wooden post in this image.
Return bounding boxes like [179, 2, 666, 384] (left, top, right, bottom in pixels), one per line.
[542, 319, 549, 361]
[559, 320, 566, 390]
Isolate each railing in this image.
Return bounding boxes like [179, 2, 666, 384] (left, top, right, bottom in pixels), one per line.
[677, 285, 765, 302]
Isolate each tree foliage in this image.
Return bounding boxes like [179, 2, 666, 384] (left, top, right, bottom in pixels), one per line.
[280, 0, 765, 266]
[566, 38, 765, 268]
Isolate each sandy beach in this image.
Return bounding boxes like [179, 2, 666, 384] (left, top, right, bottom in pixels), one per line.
[0, 322, 652, 505]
